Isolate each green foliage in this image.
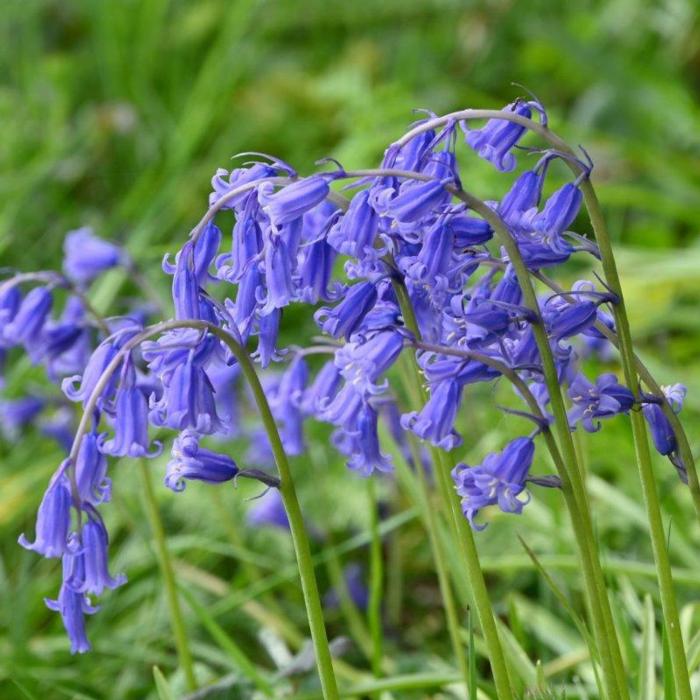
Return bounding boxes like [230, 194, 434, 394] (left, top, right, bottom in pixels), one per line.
[2, 1, 700, 698]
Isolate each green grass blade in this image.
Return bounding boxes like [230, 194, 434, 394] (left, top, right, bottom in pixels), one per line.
[638, 594, 657, 700]
[153, 666, 177, 700]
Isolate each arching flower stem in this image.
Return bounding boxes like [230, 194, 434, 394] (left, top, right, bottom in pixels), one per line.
[68, 319, 340, 700]
[392, 109, 700, 519]
[447, 184, 630, 700]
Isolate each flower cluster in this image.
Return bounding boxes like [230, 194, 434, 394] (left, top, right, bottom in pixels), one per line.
[4, 98, 689, 652]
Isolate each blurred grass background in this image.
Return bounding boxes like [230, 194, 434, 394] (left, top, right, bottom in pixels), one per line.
[1, 1, 700, 698]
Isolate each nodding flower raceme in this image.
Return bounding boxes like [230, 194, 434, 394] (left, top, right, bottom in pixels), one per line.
[6, 96, 690, 653]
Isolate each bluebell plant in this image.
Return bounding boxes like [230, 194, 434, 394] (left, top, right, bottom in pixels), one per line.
[3, 98, 697, 700]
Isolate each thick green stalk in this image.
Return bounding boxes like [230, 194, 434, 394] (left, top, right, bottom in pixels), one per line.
[393, 282, 514, 700]
[139, 460, 198, 692]
[579, 182, 692, 700]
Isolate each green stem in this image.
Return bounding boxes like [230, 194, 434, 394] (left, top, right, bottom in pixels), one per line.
[579, 182, 693, 700]
[94, 321, 340, 699]
[229, 342, 341, 700]
[450, 189, 630, 700]
[366, 478, 384, 678]
[393, 281, 514, 700]
[139, 460, 198, 692]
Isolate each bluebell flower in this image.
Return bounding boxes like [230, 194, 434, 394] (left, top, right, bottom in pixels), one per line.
[388, 129, 435, 172]
[531, 183, 582, 237]
[247, 488, 289, 529]
[171, 241, 202, 320]
[75, 430, 111, 505]
[2, 286, 53, 360]
[0, 395, 44, 440]
[401, 216, 455, 282]
[321, 383, 365, 429]
[261, 233, 295, 313]
[491, 265, 523, 306]
[315, 282, 378, 339]
[301, 360, 342, 416]
[402, 380, 463, 450]
[41, 297, 90, 378]
[165, 430, 239, 492]
[335, 403, 392, 476]
[142, 328, 207, 381]
[544, 299, 600, 341]
[260, 176, 330, 227]
[61, 328, 138, 404]
[384, 179, 449, 223]
[0, 284, 21, 339]
[299, 237, 340, 304]
[253, 308, 282, 369]
[210, 162, 278, 208]
[327, 190, 379, 259]
[568, 373, 634, 432]
[63, 228, 124, 285]
[75, 512, 126, 595]
[45, 550, 99, 654]
[497, 170, 544, 229]
[663, 383, 686, 413]
[449, 214, 493, 247]
[643, 402, 676, 456]
[465, 101, 532, 172]
[514, 233, 574, 270]
[19, 464, 72, 558]
[227, 264, 263, 340]
[149, 348, 221, 434]
[165, 222, 221, 284]
[424, 149, 460, 184]
[464, 301, 513, 347]
[641, 385, 685, 459]
[334, 330, 403, 396]
[101, 360, 161, 458]
[216, 200, 263, 283]
[452, 437, 535, 529]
